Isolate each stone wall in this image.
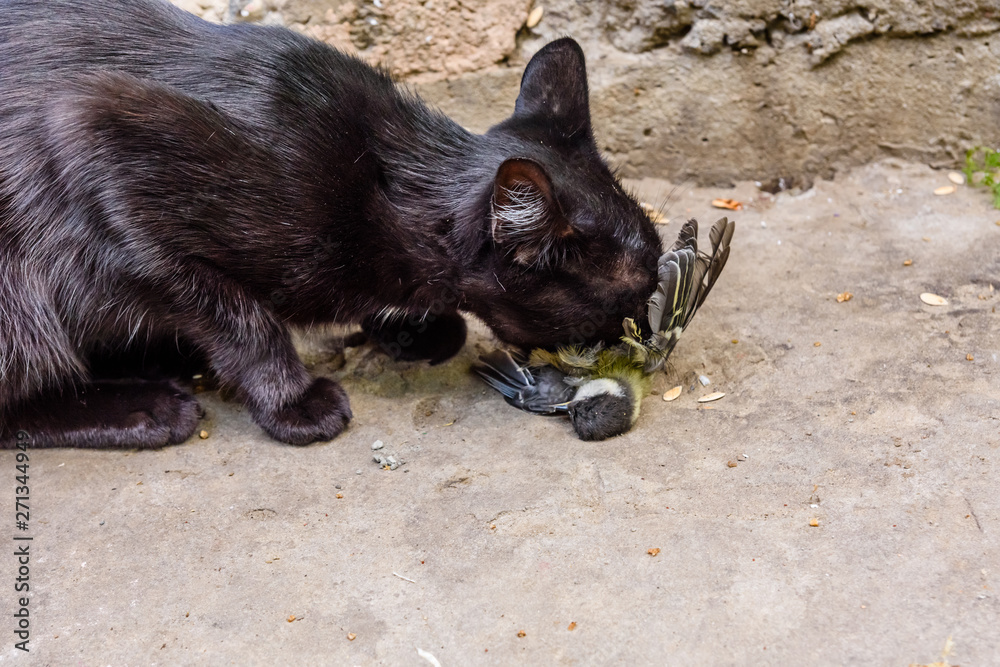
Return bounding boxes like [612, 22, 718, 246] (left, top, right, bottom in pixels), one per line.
[173, 0, 1000, 186]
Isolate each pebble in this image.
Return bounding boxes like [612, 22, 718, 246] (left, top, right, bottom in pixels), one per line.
[373, 454, 401, 470]
[371, 440, 384, 450]
[698, 375, 711, 386]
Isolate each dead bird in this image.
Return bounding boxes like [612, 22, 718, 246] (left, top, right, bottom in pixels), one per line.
[476, 346, 648, 441]
[475, 217, 734, 441]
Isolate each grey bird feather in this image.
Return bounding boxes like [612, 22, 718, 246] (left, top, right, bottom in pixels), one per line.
[626, 216, 734, 372]
[474, 349, 575, 415]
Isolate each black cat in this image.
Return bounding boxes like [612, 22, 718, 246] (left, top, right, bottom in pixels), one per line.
[0, 0, 662, 448]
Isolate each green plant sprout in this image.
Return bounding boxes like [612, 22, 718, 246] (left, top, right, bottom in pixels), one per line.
[962, 146, 1000, 209]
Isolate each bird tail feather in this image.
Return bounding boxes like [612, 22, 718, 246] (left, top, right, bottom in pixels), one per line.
[639, 216, 735, 371]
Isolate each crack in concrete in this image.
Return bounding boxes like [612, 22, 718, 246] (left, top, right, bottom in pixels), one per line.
[965, 496, 984, 533]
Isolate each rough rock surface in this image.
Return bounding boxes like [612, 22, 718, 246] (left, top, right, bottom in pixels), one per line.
[168, 0, 1000, 185]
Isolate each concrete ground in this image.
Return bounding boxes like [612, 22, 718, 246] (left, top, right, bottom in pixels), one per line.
[5, 160, 998, 665]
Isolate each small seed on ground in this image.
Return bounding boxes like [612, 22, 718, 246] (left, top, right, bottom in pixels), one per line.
[526, 6, 543, 28]
[948, 171, 965, 185]
[698, 392, 725, 403]
[639, 202, 667, 224]
[662, 386, 682, 401]
[934, 185, 956, 195]
[920, 293, 948, 306]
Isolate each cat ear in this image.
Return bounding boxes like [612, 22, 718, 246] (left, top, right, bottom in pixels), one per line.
[491, 158, 573, 267]
[514, 38, 591, 134]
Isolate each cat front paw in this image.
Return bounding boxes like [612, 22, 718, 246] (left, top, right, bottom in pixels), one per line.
[363, 311, 467, 365]
[257, 378, 352, 445]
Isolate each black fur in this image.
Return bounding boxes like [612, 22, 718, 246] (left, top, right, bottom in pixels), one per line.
[0, 0, 662, 448]
[362, 312, 468, 366]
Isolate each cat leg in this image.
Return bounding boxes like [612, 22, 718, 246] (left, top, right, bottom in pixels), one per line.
[361, 310, 467, 365]
[0, 266, 197, 448]
[0, 268, 203, 449]
[1, 380, 201, 449]
[166, 265, 352, 446]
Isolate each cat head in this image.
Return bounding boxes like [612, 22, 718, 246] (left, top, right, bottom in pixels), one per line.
[470, 38, 663, 350]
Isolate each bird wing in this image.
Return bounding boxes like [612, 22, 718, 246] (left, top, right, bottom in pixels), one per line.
[473, 350, 573, 415]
